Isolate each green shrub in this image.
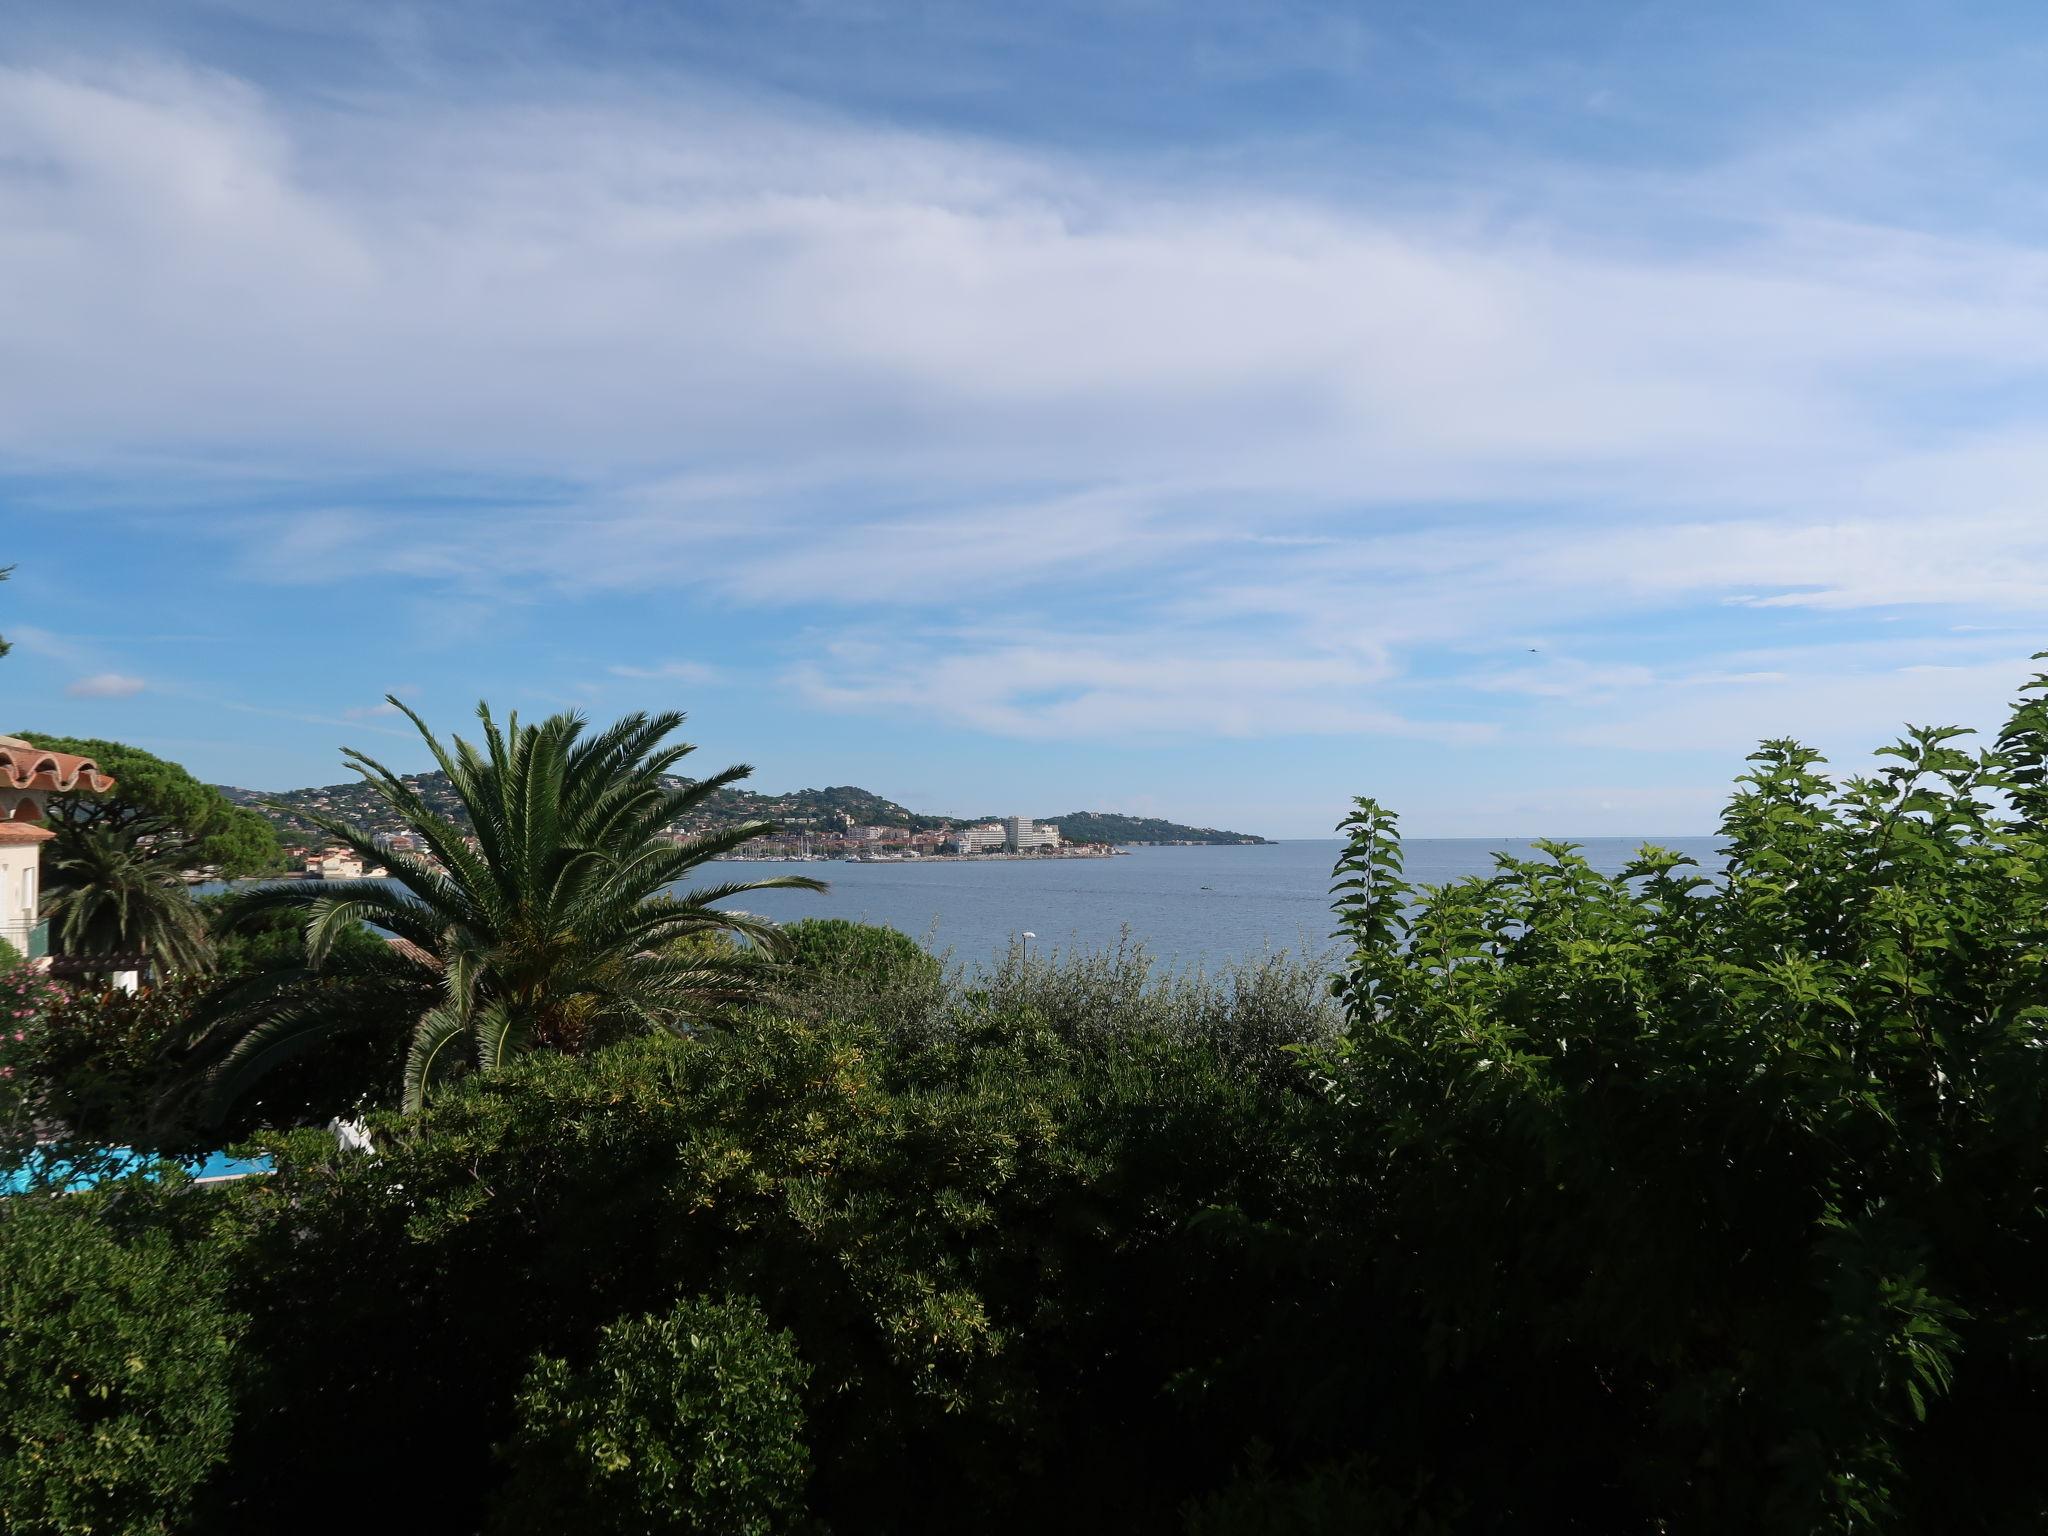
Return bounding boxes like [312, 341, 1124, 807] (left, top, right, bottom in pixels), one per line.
[972, 934, 1340, 1080]
[20, 982, 207, 1147]
[1311, 686, 2048, 1528]
[198, 896, 387, 979]
[0, 971, 68, 1141]
[0, 936, 21, 971]
[777, 918, 947, 1037]
[781, 918, 937, 987]
[495, 1294, 810, 1536]
[0, 1189, 239, 1536]
[215, 1006, 1315, 1533]
[73, 659, 2048, 1532]
[1183, 1450, 1454, 1536]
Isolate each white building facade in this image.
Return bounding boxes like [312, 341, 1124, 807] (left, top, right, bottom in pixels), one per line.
[1003, 817, 1061, 851]
[951, 823, 1007, 854]
[0, 736, 115, 961]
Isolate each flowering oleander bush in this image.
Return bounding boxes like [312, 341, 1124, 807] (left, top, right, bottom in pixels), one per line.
[0, 970, 69, 1140]
[16, 982, 211, 1148]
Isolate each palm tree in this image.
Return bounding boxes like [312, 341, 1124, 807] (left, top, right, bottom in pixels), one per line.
[42, 823, 213, 978]
[194, 699, 824, 1113]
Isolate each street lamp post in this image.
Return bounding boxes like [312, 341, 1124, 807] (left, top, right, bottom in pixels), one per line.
[1021, 930, 1036, 965]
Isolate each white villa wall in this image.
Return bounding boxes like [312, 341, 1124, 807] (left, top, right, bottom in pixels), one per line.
[0, 841, 39, 957]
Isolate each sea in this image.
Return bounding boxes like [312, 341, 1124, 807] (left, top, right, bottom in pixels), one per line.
[715, 836, 1726, 973]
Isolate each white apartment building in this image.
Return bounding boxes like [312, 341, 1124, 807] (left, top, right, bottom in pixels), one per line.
[1003, 816, 1061, 851]
[307, 849, 368, 880]
[952, 823, 1007, 854]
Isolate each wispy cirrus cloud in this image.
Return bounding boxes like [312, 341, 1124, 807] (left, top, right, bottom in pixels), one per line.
[343, 685, 421, 719]
[791, 628, 1485, 743]
[607, 661, 722, 684]
[65, 672, 146, 699]
[8, 6, 2048, 828]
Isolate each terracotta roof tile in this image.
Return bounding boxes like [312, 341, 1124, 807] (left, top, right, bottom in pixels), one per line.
[0, 738, 116, 796]
[384, 936, 442, 970]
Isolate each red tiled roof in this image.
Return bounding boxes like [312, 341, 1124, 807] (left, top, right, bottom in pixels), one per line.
[384, 935, 442, 970]
[0, 737, 115, 796]
[0, 822, 56, 844]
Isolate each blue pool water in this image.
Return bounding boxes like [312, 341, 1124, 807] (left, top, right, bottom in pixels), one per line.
[3, 1146, 273, 1195]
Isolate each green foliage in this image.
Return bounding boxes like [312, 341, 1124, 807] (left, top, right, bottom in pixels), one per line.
[495, 1294, 811, 1536]
[252, 771, 954, 841]
[1183, 1449, 1454, 1536]
[13, 734, 280, 878]
[0, 971, 69, 1140]
[198, 896, 385, 979]
[1047, 811, 1266, 845]
[3, 947, 400, 1148]
[967, 933, 1341, 1082]
[0, 1189, 240, 1536]
[781, 917, 937, 989]
[41, 827, 212, 978]
[1313, 695, 2048, 1528]
[30, 661, 2048, 1534]
[13, 982, 212, 1146]
[776, 918, 946, 1036]
[16, 734, 275, 981]
[211, 999, 1314, 1533]
[1993, 649, 2048, 826]
[191, 699, 824, 1113]
[0, 937, 20, 971]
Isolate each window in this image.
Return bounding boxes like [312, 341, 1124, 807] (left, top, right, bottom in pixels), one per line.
[21, 866, 33, 914]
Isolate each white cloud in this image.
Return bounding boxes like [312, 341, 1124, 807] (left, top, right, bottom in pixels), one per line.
[6, 57, 2048, 525]
[1464, 659, 1659, 699]
[343, 684, 422, 718]
[6, 51, 2048, 780]
[1561, 655, 2036, 759]
[792, 630, 1488, 742]
[607, 660, 722, 683]
[65, 672, 146, 698]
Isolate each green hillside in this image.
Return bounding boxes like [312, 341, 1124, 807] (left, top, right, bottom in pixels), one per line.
[218, 775, 1264, 845]
[1044, 812, 1267, 846]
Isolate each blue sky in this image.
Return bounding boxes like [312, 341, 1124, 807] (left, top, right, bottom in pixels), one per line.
[5, 0, 2048, 836]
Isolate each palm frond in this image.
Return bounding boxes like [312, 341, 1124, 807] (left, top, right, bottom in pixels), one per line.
[474, 1000, 532, 1072]
[190, 695, 826, 1112]
[403, 1004, 474, 1113]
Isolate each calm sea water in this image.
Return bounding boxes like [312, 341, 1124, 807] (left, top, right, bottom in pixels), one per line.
[717, 837, 1725, 972]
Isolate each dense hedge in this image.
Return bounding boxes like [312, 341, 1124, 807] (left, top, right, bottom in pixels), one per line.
[0, 1186, 239, 1536]
[10, 664, 2048, 1532]
[497, 1293, 811, 1535]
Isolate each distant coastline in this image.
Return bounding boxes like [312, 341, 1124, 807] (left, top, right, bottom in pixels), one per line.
[219, 773, 1271, 852]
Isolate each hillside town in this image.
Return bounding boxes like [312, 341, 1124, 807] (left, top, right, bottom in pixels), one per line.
[229, 772, 1265, 879]
[709, 812, 1109, 863]
[281, 812, 1108, 880]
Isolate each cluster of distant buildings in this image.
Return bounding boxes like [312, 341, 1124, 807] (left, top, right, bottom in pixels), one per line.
[276, 814, 1092, 877]
[948, 817, 1061, 854]
[281, 830, 422, 880]
[702, 814, 1094, 861]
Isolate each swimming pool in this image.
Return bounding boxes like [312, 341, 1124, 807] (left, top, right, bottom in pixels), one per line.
[2, 1145, 273, 1195]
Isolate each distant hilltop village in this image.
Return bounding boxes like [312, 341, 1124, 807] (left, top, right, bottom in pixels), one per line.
[737, 813, 1073, 862]
[220, 775, 1268, 875]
